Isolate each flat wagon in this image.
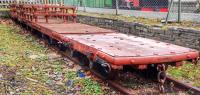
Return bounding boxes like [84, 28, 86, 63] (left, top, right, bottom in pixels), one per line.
[9, 4, 199, 92]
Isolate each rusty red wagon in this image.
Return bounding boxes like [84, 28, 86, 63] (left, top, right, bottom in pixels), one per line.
[9, 4, 199, 92]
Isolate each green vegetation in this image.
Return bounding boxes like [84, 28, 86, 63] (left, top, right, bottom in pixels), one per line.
[0, 8, 9, 11]
[0, 8, 10, 18]
[74, 78, 103, 95]
[167, 61, 200, 86]
[0, 24, 104, 94]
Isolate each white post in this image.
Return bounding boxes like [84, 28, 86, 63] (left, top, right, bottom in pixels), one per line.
[196, 0, 200, 12]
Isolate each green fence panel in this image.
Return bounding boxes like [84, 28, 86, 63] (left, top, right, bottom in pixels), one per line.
[74, 0, 79, 6]
[94, 0, 98, 8]
[85, 0, 90, 7]
[64, 0, 77, 6]
[105, 0, 112, 7]
[64, 0, 112, 8]
[100, 0, 105, 8]
[89, 0, 94, 7]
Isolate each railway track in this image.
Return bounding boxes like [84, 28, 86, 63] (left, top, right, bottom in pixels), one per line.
[15, 21, 200, 95]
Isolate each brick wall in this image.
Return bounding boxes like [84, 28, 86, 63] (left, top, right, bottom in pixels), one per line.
[77, 15, 200, 50]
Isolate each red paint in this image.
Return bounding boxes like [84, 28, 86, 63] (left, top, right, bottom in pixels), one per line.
[159, 8, 168, 12]
[10, 4, 199, 70]
[132, 0, 140, 7]
[141, 8, 154, 11]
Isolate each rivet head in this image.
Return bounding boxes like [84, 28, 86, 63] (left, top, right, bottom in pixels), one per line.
[131, 60, 135, 63]
[187, 55, 191, 58]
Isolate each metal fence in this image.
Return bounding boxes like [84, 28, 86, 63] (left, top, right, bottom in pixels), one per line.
[61, 0, 200, 23]
[0, 0, 16, 8]
[1, 0, 200, 22]
[69, 0, 200, 13]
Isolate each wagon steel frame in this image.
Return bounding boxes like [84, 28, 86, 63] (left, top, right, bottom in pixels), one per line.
[9, 4, 199, 71]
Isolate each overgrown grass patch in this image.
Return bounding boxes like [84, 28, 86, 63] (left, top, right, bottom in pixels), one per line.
[0, 23, 105, 94]
[167, 61, 200, 86]
[73, 78, 103, 95]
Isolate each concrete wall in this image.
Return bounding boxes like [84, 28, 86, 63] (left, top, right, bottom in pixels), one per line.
[77, 15, 200, 50]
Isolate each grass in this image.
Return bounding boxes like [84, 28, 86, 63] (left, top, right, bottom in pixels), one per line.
[77, 11, 200, 30]
[0, 23, 104, 94]
[167, 61, 200, 87]
[0, 8, 9, 11]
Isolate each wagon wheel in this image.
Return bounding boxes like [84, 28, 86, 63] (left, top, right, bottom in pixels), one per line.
[157, 64, 167, 93]
[91, 61, 116, 80]
[71, 51, 89, 66]
[47, 37, 56, 45]
[145, 64, 168, 79]
[57, 42, 67, 51]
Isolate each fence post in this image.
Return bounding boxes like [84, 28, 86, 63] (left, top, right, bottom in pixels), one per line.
[178, 0, 181, 23]
[165, 0, 174, 24]
[61, 0, 64, 6]
[115, 0, 119, 15]
[83, 0, 86, 12]
[77, 0, 80, 10]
